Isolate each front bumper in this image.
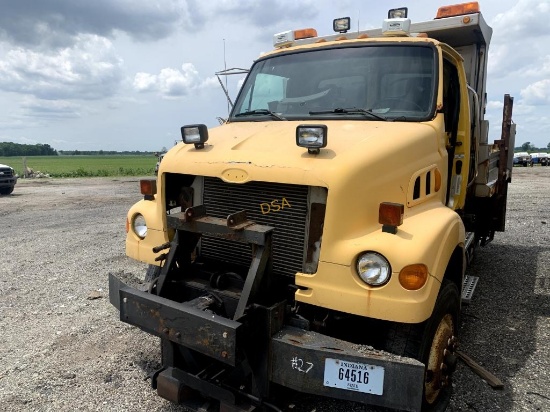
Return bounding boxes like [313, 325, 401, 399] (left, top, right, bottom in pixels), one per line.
[109, 273, 425, 412]
[0, 176, 17, 188]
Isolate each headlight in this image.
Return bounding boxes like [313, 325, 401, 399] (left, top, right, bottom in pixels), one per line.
[356, 252, 391, 286]
[132, 214, 147, 239]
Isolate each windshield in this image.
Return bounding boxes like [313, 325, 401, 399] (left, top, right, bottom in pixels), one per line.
[231, 44, 437, 122]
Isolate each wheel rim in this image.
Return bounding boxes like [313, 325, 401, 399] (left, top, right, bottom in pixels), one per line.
[425, 313, 457, 405]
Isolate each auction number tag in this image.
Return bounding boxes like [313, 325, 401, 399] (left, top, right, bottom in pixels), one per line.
[323, 358, 384, 395]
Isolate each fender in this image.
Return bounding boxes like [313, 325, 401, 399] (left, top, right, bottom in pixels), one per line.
[125, 197, 171, 264]
[390, 204, 465, 283]
[296, 205, 465, 323]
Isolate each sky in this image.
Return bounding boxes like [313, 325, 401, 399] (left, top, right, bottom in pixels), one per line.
[0, 0, 548, 152]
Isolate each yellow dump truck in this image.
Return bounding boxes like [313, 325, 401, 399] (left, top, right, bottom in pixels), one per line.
[110, 3, 515, 411]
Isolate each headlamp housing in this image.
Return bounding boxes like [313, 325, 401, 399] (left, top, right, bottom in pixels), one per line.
[132, 214, 147, 239]
[356, 252, 391, 286]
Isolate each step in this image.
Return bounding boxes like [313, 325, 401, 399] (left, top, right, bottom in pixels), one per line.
[462, 275, 479, 304]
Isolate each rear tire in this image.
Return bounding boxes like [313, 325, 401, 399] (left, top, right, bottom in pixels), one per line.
[384, 280, 460, 411]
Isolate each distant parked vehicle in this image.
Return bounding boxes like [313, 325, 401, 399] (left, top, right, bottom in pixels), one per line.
[539, 153, 549, 166]
[513, 152, 532, 167]
[531, 153, 542, 165]
[154, 153, 166, 175]
[0, 163, 17, 195]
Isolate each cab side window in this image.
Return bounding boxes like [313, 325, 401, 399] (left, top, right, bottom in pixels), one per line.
[443, 60, 460, 138]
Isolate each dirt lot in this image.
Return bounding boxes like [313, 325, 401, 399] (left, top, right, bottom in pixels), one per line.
[0, 167, 549, 412]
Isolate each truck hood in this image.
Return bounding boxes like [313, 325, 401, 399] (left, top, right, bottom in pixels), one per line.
[162, 120, 440, 187]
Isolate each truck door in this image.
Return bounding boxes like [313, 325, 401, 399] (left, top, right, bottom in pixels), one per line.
[442, 53, 470, 211]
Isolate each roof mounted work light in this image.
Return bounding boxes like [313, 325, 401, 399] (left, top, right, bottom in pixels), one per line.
[382, 10, 411, 37]
[181, 124, 208, 149]
[388, 7, 408, 19]
[333, 17, 351, 33]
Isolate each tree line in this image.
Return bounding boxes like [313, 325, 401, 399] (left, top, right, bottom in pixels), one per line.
[0, 142, 57, 156]
[515, 142, 550, 152]
[57, 150, 156, 156]
[0, 142, 156, 157]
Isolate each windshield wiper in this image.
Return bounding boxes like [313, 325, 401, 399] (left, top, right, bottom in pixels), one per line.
[234, 109, 286, 120]
[309, 107, 387, 121]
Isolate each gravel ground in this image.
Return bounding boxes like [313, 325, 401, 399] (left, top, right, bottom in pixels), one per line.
[0, 167, 548, 412]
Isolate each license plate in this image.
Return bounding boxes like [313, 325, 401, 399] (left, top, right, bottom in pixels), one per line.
[323, 358, 384, 395]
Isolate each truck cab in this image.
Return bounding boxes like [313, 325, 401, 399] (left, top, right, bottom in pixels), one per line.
[110, 3, 514, 411]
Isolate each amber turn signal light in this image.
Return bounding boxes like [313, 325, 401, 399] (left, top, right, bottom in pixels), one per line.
[399, 264, 429, 290]
[379, 202, 404, 234]
[140, 179, 157, 200]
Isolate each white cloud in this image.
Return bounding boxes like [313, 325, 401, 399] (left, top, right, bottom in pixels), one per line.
[488, 0, 550, 79]
[492, 0, 550, 37]
[0, 0, 548, 151]
[0, 34, 124, 100]
[133, 63, 217, 98]
[133, 72, 158, 92]
[193, 0, 318, 28]
[520, 79, 550, 105]
[0, 0, 185, 48]
[521, 55, 550, 78]
[20, 98, 81, 119]
[18, 136, 40, 144]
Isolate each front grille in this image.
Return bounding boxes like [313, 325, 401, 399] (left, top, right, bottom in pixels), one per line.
[201, 177, 309, 277]
[0, 167, 13, 177]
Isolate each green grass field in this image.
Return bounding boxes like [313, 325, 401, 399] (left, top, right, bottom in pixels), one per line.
[0, 155, 156, 178]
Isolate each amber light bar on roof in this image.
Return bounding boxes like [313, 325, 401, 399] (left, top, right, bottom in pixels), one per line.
[436, 1, 480, 19]
[273, 28, 317, 48]
[295, 28, 317, 40]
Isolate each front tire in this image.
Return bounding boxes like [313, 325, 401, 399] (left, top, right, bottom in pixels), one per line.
[420, 281, 459, 411]
[384, 280, 460, 411]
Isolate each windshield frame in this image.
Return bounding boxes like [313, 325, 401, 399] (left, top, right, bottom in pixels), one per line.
[229, 42, 439, 123]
